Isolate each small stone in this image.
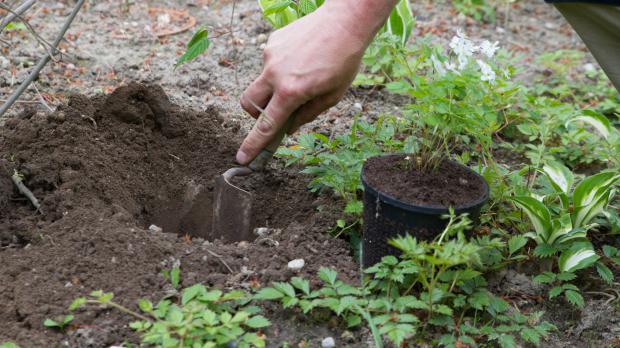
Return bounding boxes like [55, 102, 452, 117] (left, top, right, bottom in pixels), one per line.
[287, 259, 305, 271]
[64, 282, 73, 288]
[256, 33, 268, 44]
[352, 102, 363, 113]
[259, 43, 267, 50]
[321, 337, 336, 348]
[111, 256, 117, 263]
[0, 56, 9, 69]
[583, 63, 596, 72]
[238, 241, 249, 248]
[149, 224, 163, 233]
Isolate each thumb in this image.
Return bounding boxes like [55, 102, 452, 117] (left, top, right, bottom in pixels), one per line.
[236, 92, 300, 165]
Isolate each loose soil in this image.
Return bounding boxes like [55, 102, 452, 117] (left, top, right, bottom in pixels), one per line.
[363, 155, 487, 208]
[0, 83, 360, 347]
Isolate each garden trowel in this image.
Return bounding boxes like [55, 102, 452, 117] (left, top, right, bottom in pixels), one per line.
[212, 113, 296, 242]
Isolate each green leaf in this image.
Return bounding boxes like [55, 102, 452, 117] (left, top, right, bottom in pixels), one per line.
[245, 315, 271, 328]
[344, 200, 363, 215]
[533, 272, 556, 284]
[568, 110, 612, 140]
[318, 267, 338, 285]
[508, 235, 528, 255]
[254, 287, 284, 300]
[290, 277, 310, 295]
[603, 245, 619, 258]
[346, 314, 362, 327]
[0, 342, 22, 348]
[557, 272, 577, 281]
[138, 299, 153, 312]
[549, 286, 563, 299]
[273, 282, 296, 298]
[565, 289, 584, 307]
[542, 160, 574, 195]
[170, 267, 181, 288]
[596, 262, 614, 284]
[572, 171, 620, 227]
[521, 327, 541, 345]
[512, 196, 552, 241]
[498, 334, 517, 348]
[263, 1, 293, 16]
[69, 297, 86, 311]
[201, 289, 223, 302]
[558, 245, 599, 273]
[298, 0, 317, 15]
[43, 319, 59, 328]
[533, 243, 558, 258]
[181, 284, 206, 304]
[175, 28, 210, 68]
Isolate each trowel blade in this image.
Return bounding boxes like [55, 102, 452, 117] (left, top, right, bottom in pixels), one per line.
[212, 175, 253, 242]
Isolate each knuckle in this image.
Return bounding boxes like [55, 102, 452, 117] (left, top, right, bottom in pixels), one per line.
[278, 84, 303, 100]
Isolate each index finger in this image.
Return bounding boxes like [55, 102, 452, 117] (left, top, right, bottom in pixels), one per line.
[236, 91, 302, 165]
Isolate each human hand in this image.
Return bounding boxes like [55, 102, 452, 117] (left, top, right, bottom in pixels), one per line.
[236, 3, 371, 165]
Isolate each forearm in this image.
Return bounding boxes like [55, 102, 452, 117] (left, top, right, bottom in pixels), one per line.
[320, 0, 400, 46]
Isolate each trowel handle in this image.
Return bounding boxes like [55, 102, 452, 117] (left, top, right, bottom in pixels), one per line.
[248, 112, 297, 172]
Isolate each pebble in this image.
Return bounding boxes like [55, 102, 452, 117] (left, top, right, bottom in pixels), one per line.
[259, 43, 267, 50]
[583, 63, 595, 72]
[352, 102, 363, 113]
[149, 224, 163, 233]
[321, 337, 336, 348]
[64, 282, 73, 288]
[256, 33, 268, 44]
[0, 56, 9, 69]
[287, 259, 305, 271]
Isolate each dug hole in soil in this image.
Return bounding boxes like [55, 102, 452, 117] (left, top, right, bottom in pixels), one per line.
[0, 83, 360, 347]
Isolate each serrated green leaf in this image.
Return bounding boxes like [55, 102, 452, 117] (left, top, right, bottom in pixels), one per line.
[138, 299, 153, 312]
[290, 277, 310, 295]
[245, 315, 271, 328]
[508, 235, 528, 255]
[69, 297, 86, 311]
[254, 287, 284, 300]
[498, 334, 517, 348]
[533, 243, 558, 258]
[549, 286, 563, 299]
[181, 284, 206, 304]
[318, 267, 338, 285]
[175, 29, 210, 68]
[596, 262, 614, 284]
[521, 327, 541, 345]
[565, 289, 584, 307]
[557, 272, 577, 281]
[533, 272, 556, 284]
[273, 282, 296, 298]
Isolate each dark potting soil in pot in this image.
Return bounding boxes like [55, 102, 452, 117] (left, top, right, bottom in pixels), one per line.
[363, 155, 486, 208]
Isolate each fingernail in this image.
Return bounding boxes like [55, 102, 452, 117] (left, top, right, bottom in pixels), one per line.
[236, 150, 249, 164]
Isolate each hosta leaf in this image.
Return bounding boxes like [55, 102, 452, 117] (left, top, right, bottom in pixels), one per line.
[542, 160, 574, 195]
[573, 189, 614, 229]
[384, 0, 414, 46]
[568, 110, 612, 140]
[572, 171, 620, 227]
[512, 196, 552, 240]
[558, 245, 599, 273]
[565, 289, 584, 307]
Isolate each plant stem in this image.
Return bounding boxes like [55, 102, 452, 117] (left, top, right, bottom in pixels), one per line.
[88, 300, 152, 323]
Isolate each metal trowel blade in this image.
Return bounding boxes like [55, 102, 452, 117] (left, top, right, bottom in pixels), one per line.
[212, 173, 253, 242]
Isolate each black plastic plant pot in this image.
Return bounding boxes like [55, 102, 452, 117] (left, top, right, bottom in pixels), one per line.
[361, 154, 490, 268]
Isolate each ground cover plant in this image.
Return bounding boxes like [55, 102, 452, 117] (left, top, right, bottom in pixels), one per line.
[1, 1, 620, 347]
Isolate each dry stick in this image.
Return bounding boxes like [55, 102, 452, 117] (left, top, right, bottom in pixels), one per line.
[0, 0, 36, 32]
[0, 0, 85, 118]
[11, 172, 43, 214]
[32, 82, 53, 112]
[205, 248, 234, 273]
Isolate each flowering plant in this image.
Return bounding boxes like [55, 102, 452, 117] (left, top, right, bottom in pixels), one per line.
[386, 30, 521, 166]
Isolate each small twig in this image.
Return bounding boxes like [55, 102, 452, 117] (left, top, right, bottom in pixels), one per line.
[32, 82, 53, 112]
[0, 2, 59, 61]
[0, 0, 36, 33]
[205, 248, 234, 273]
[80, 114, 97, 129]
[11, 171, 43, 214]
[229, 0, 239, 89]
[0, 0, 85, 117]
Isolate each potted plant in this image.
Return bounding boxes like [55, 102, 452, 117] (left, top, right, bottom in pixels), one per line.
[361, 134, 489, 268]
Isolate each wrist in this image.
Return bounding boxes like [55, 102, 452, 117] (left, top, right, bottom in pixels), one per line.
[320, 0, 399, 46]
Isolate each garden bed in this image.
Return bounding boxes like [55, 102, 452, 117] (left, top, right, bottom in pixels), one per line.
[0, 84, 361, 347]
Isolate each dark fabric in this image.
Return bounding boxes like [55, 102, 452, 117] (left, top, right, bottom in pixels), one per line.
[545, 0, 620, 4]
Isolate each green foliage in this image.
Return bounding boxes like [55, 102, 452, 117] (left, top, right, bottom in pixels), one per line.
[256, 212, 555, 346]
[162, 265, 181, 289]
[451, 0, 497, 23]
[175, 28, 210, 68]
[0, 343, 21, 348]
[533, 271, 585, 308]
[69, 286, 268, 348]
[43, 315, 74, 331]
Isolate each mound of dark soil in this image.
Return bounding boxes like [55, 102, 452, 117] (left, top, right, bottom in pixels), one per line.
[363, 155, 487, 208]
[0, 83, 359, 347]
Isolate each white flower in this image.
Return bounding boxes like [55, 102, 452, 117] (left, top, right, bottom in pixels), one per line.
[479, 40, 499, 58]
[476, 59, 496, 83]
[430, 54, 446, 76]
[444, 61, 461, 75]
[449, 29, 477, 69]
